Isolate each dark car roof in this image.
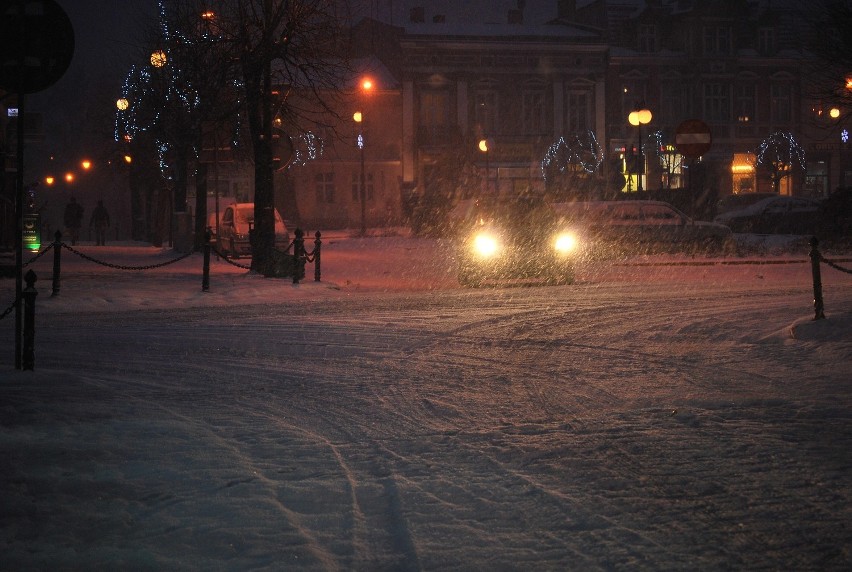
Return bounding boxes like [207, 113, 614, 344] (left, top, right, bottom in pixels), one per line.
[716, 195, 821, 220]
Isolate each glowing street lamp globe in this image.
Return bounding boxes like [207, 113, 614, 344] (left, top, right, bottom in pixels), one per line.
[116, 98, 129, 111]
[150, 50, 167, 68]
[628, 108, 652, 126]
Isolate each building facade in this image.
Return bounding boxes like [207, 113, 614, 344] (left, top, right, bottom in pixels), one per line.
[284, 0, 842, 229]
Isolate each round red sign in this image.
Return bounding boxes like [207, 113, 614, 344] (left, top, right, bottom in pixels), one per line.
[675, 119, 712, 159]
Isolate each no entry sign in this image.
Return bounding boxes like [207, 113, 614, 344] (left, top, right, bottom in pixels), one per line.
[675, 119, 712, 159]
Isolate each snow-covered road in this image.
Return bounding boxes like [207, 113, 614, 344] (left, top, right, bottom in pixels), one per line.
[2, 236, 851, 570]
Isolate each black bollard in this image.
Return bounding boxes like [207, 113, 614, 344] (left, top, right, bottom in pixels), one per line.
[202, 226, 211, 292]
[22, 270, 37, 370]
[809, 236, 826, 320]
[293, 229, 304, 284]
[314, 231, 322, 282]
[51, 230, 62, 296]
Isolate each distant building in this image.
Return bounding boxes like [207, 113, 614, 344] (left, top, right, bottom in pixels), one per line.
[223, 1, 843, 230]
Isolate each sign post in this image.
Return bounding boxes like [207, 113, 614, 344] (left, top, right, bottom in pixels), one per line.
[0, 0, 75, 370]
[675, 120, 713, 219]
[675, 119, 713, 159]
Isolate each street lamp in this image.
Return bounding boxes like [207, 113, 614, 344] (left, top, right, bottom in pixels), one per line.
[479, 139, 491, 194]
[628, 107, 652, 192]
[150, 49, 167, 68]
[353, 110, 367, 235]
[116, 97, 129, 111]
[354, 77, 374, 236]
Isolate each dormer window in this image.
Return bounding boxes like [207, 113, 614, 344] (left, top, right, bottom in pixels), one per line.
[704, 25, 731, 56]
[758, 28, 776, 55]
[638, 23, 657, 53]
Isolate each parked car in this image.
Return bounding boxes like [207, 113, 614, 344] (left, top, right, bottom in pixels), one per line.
[554, 200, 733, 255]
[715, 192, 778, 215]
[817, 187, 852, 243]
[213, 203, 290, 257]
[455, 196, 580, 287]
[713, 195, 822, 235]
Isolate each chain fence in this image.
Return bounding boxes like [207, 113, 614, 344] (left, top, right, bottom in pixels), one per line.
[821, 256, 852, 275]
[61, 242, 197, 270]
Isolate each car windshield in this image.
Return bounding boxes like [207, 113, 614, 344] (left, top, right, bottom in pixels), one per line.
[477, 198, 556, 228]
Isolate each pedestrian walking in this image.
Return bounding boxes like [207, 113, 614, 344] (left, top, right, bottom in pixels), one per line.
[90, 200, 110, 246]
[63, 197, 84, 246]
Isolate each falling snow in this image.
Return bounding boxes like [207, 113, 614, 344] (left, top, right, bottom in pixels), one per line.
[2, 232, 851, 570]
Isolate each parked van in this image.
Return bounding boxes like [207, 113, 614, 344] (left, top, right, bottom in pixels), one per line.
[210, 203, 290, 257]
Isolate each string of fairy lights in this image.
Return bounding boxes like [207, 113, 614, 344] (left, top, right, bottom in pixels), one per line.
[540, 131, 605, 181]
[113, 0, 324, 181]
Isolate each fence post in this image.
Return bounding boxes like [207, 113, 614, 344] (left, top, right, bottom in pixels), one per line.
[809, 236, 826, 320]
[51, 230, 62, 296]
[22, 269, 37, 370]
[293, 228, 304, 284]
[202, 226, 211, 292]
[314, 231, 322, 282]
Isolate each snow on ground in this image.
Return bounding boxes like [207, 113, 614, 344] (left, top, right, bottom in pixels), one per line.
[1, 231, 851, 570]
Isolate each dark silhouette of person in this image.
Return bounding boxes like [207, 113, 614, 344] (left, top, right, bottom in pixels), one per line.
[63, 197, 84, 245]
[90, 200, 110, 246]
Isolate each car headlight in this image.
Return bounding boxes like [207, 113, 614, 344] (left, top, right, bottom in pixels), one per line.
[472, 232, 500, 258]
[553, 232, 578, 255]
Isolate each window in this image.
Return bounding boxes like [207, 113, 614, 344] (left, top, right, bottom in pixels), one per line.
[660, 82, 687, 125]
[771, 84, 792, 123]
[641, 204, 681, 224]
[522, 90, 546, 135]
[474, 89, 499, 134]
[638, 23, 657, 53]
[351, 172, 374, 202]
[567, 91, 590, 134]
[420, 90, 450, 129]
[735, 84, 755, 123]
[758, 28, 775, 55]
[703, 26, 731, 55]
[703, 83, 730, 122]
[315, 172, 335, 203]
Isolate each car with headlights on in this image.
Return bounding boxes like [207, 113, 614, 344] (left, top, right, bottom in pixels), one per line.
[455, 196, 579, 287]
[215, 203, 290, 258]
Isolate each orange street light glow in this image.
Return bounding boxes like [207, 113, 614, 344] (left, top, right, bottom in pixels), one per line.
[45, 176, 55, 185]
[65, 173, 74, 183]
[123, 155, 133, 164]
[361, 78, 373, 91]
[353, 111, 363, 123]
[81, 160, 92, 170]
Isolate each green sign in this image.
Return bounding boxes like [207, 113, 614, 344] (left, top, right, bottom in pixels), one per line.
[23, 213, 40, 251]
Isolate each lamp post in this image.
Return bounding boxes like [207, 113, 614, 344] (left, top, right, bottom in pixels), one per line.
[479, 139, 490, 194]
[354, 78, 374, 236]
[628, 107, 652, 192]
[353, 111, 366, 235]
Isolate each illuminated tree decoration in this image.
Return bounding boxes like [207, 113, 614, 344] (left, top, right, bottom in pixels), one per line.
[540, 130, 604, 181]
[289, 131, 325, 167]
[756, 131, 806, 194]
[650, 130, 683, 190]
